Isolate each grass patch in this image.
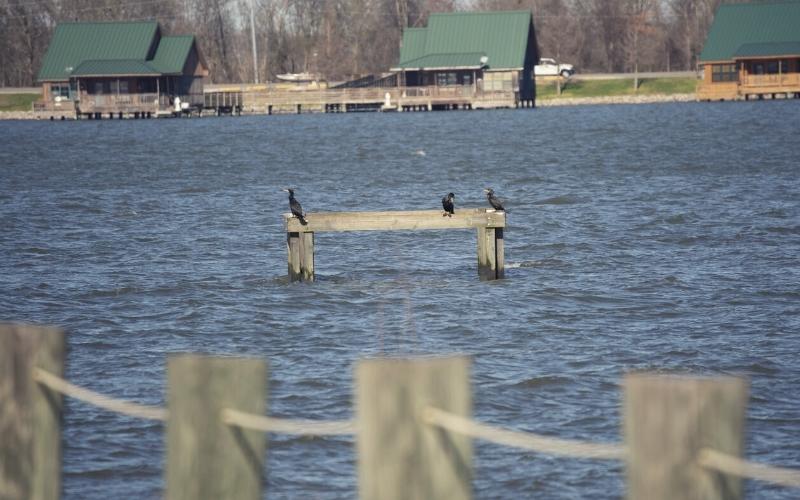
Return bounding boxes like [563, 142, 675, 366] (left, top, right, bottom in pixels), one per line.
[0, 93, 41, 111]
[536, 77, 697, 100]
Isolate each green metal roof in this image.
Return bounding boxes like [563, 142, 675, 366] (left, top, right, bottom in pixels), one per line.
[393, 52, 486, 70]
[70, 59, 160, 77]
[734, 41, 800, 58]
[397, 10, 533, 70]
[699, 1, 800, 62]
[150, 36, 195, 74]
[398, 28, 428, 64]
[38, 21, 159, 81]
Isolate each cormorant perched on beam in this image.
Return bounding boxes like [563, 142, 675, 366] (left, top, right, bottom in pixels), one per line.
[283, 188, 307, 225]
[484, 188, 505, 211]
[442, 192, 455, 217]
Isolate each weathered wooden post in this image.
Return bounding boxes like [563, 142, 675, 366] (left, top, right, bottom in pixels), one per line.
[165, 355, 268, 500]
[477, 226, 504, 280]
[285, 229, 314, 282]
[356, 356, 472, 500]
[0, 324, 65, 500]
[624, 374, 748, 500]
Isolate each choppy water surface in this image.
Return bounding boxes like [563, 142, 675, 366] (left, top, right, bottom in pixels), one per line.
[2, 101, 799, 499]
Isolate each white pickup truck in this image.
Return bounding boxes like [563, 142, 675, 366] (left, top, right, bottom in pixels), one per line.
[534, 58, 575, 77]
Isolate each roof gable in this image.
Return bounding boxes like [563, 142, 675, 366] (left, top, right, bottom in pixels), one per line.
[150, 35, 196, 74]
[38, 21, 159, 81]
[700, 1, 800, 62]
[396, 10, 533, 70]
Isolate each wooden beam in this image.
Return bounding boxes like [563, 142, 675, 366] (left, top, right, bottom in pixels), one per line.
[165, 355, 268, 500]
[356, 356, 472, 500]
[624, 374, 748, 500]
[284, 208, 505, 233]
[0, 324, 65, 500]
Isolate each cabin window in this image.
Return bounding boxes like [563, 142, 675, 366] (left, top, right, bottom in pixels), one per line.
[767, 61, 779, 74]
[118, 80, 129, 93]
[711, 64, 737, 82]
[484, 72, 513, 91]
[463, 74, 472, 86]
[436, 72, 457, 86]
[50, 83, 70, 100]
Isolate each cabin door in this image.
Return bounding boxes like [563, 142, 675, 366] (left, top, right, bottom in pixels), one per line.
[93, 82, 106, 107]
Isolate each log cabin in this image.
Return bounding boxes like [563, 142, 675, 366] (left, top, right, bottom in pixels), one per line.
[390, 10, 538, 109]
[697, 1, 800, 101]
[36, 21, 208, 118]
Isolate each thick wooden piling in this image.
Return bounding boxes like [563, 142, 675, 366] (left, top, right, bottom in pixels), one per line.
[286, 231, 314, 282]
[356, 356, 472, 500]
[0, 324, 65, 500]
[477, 226, 504, 280]
[165, 355, 268, 500]
[624, 374, 748, 500]
[283, 208, 505, 282]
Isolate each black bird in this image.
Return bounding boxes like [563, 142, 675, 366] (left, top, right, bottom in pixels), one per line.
[484, 188, 505, 211]
[442, 192, 455, 217]
[283, 188, 307, 225]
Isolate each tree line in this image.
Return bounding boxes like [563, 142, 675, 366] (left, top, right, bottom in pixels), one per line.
[0, 0, 754, 87]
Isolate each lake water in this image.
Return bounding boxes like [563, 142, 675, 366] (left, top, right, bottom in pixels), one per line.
[1, 101, 799, 499]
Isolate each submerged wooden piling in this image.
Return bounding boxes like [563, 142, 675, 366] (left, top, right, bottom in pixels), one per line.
[286, 231, 314, 282]
[283, 208, 506, 282]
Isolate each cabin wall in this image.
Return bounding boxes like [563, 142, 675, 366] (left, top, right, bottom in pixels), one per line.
[698, 58, 800, 100]
[483, 71, 515, 91]
[79, 77, 159, 95]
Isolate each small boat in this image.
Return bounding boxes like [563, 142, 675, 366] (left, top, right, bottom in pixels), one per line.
[276, 72, 317, 83]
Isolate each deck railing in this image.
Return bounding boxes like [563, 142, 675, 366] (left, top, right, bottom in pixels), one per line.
[76, 92, 161, 112]
[226, 85, 518, 110]
[741, 73, 800, 88]
[32, 100, 76, 112]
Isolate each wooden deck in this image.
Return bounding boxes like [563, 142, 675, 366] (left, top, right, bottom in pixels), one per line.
[204, 85, 520, 114]
[697, 71, 800, 101]
[33, 92, 204, 119]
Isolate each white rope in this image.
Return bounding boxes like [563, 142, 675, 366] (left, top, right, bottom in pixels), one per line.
[423, 407, 626, 460]
[34, 368, 167, 421]
[222, 408, 356, 436]
[698, 448, 800, 489]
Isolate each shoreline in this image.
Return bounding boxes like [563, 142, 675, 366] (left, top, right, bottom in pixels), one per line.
[0, 93, 699, 120]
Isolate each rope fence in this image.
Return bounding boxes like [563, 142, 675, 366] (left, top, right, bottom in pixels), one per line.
[33, 367, 168, 422]
[698, 448, 800, 489]
[31, 367, 800, 490]
[422, 407, 627, 460]
[222, 408, 356, 436]
[4, 324, 798, 500]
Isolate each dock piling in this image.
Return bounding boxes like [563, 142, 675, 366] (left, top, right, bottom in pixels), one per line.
[286, 231, 314, 282]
